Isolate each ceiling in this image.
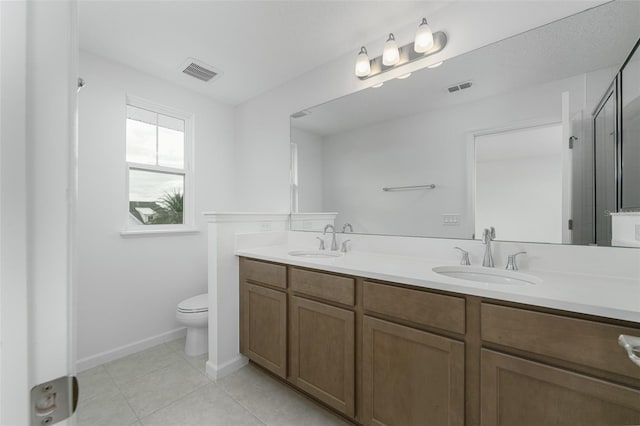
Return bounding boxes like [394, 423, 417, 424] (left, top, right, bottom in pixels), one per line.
[291, 0, 640, 136]
[79, 1, 448, 106]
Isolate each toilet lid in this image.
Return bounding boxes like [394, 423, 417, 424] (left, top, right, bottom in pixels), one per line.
[177, 294, 208, 313]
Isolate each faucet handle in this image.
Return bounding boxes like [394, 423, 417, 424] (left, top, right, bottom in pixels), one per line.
[316, 236, 325, 251]
[506, 251, 527, 271]
[454, 247, 471, 266]
[340, 240, 351, 253]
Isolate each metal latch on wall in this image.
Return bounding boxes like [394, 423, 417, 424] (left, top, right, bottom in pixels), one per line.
[31, 376, 79, 425]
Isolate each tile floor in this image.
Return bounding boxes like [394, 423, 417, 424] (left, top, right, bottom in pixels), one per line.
[77, 337, 349, 426]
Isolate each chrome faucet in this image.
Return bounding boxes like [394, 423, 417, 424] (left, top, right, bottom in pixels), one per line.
[482, 227, 496, 267]
[454, 247, 471, 266]
[323, 224, 338, 251]
[342, 223, 353, 233]
[505, 251, 527, 271]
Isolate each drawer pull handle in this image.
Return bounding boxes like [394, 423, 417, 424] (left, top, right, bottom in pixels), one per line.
[618, 334, 640, 367]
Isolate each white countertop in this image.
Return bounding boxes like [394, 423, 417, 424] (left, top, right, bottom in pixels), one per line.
[236, 245, 640, 323]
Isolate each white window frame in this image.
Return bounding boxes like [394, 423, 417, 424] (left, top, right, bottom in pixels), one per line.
[121, 95, 196, 236]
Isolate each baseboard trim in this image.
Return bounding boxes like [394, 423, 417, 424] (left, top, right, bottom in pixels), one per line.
[76, 327, 187, 372]
[206, 354, 248, 380]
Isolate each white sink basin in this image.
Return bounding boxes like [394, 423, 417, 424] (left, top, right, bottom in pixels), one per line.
[288, 250, 343, 259]
[432, 266, 540, 286]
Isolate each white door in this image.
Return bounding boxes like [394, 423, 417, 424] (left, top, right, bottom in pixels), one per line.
[473, 123, 564, 244]
[1, 2, 78, 425]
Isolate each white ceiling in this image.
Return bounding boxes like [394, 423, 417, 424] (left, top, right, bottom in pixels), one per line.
[291, 0, 640, 136]
[79, 1, 448, 106]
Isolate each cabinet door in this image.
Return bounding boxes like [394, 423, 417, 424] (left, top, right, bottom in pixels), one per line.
[242, 283, 287, 378]
[481, 349, 640, 425]
[362, 316, 465, 426]
[290, 296, 355, 417]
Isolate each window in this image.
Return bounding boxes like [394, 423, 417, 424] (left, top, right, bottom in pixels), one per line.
[124, 97, 193, 233]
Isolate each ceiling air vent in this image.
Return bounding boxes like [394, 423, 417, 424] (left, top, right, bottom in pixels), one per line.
[448, 81, 473, 93]
[181, 58, 221, 83]
[291, 110, 311, 119]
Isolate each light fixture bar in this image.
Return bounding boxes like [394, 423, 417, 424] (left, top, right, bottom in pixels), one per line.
[358, 31, 447, 80]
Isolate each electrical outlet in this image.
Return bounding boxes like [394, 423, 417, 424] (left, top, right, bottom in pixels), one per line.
[442, 214, 460, 226]
[635, 224, 640, 241]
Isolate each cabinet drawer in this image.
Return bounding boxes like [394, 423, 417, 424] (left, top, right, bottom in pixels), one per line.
[241, 258, 287, 289]
[289, 268, 355, 306]
[363, 281, 465, 334]
[481, 303, 640, 381]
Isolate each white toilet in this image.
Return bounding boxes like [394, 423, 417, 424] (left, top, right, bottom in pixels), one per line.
[176, 293, 208, 357]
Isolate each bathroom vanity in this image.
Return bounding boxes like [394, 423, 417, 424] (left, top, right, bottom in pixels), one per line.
[237, 251, 640, 426]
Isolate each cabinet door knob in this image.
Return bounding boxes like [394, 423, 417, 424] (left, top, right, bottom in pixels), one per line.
[618, 334, 640, 367]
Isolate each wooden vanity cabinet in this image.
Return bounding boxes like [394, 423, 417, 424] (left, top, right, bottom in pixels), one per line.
[239, 257, 640, 426]
[288, 267, 356, 417]
[362, 316, 465, 426]
[290, 295, 355, 417]
[480, 303, 640, 425]
[481, 349, 640, 425]
[240, 258, 288, 378]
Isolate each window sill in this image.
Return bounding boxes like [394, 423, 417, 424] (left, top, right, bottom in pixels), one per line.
[120, 228, 199, 238]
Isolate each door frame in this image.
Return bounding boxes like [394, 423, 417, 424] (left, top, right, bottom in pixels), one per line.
[466, 119, 564, 242]
[1, 1, 78, 424]
[0, 2, 30, 424]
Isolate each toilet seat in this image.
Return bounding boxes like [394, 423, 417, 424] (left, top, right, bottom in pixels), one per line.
[177, 293, 208, 313]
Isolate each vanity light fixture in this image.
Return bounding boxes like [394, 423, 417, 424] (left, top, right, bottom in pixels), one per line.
[355, 17, 447, 80]
[397, 73, 412, 80]
[355, 47, 371, 77]
[427, 61, 444, 68]
[382, 33, 400, 66]
[371, 82, 384, 88]
[414, 18, 434, 53]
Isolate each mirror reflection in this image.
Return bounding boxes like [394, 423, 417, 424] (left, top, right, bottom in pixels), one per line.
[290, 1, 640, 247]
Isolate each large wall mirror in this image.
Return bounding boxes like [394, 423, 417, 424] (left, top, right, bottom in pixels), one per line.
[290, 1, 640, 247]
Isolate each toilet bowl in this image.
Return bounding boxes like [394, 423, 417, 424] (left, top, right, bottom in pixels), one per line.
[176, 293, 208, 357]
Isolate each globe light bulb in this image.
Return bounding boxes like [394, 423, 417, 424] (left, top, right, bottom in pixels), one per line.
[354, 46, 371, 77]
[414, 18, 434, 53]
[382, 33, 400, 66]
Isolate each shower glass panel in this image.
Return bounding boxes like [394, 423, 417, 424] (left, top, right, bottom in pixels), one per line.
[594, 85, 617, 246]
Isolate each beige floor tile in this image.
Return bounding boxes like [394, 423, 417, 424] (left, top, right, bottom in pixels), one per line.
[164, 336, 186, 354]
[221, 365, 348, 426]
[76, 391, 138, 426]
[121, 359, 209, 418]
[166, 337, 209, 375]
[182, 353, 209, 375]
[220, 364, 284, 399]
[105, 344, 183, 387]
[78, 365, 121, 403]
[140, 383, 264, 426]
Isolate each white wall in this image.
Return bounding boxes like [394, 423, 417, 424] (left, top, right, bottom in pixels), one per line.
[234, 2, 605, 212]
[77, 52, 236, 365]
[291, 127, 324, 212]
